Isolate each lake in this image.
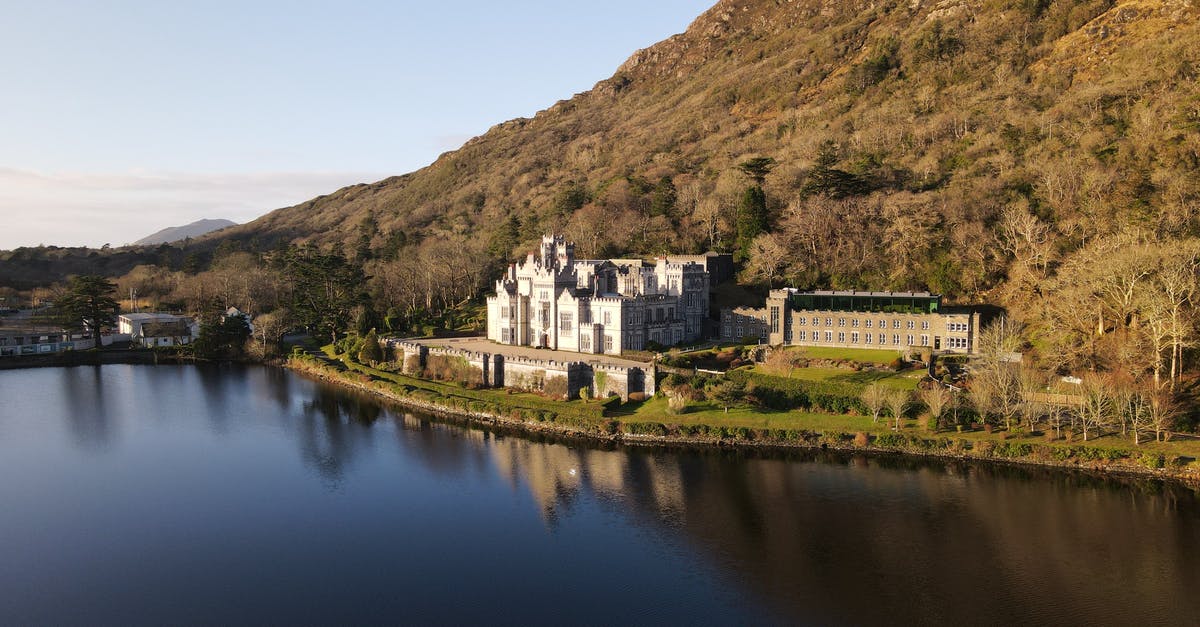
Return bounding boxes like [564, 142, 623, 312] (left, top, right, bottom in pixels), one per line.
[1, 364, 1197, 625]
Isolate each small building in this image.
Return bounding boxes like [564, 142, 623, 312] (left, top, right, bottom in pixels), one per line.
[224, 307, 254, 333]
[118, 313, 199, 348]
[0, 327, 94, 357]
[720, 289, 980, 354]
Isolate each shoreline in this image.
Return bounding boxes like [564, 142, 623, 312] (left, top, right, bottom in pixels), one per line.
[0, 348, 194, 370]
[286, 357, 1200, 488]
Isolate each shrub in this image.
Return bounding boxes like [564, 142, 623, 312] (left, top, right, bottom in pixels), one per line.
[542, 376, 569, 399]
[854, 431, 870, 447]
[974, 440, 996, 458]
[1140, 453, 1166, 470]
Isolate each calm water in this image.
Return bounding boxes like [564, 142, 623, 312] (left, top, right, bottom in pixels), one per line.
[1, 364, 1198, 625]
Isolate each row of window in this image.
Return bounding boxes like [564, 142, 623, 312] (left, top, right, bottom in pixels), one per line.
[947, 322, 969, 332]
[947, 337, 969, 349]
[795, 317, 930, 330]
[795, 331, 931, 347]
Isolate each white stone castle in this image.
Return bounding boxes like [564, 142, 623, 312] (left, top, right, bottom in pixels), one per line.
[486, 235, 709, 354]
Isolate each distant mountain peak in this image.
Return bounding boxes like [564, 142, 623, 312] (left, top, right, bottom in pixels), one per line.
[132, 218, 236, 246]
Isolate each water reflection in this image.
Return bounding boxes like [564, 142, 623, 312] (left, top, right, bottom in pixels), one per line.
[60, 365, 113, 450]
[18, 365, 1198, 624]
[380, 418, 1200, 625]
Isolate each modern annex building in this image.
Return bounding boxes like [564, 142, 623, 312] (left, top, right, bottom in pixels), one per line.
[721, 289, 979, 354]
[486, 235, 709, 354]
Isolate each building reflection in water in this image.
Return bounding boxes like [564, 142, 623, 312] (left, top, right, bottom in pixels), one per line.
[279, 373, 1200, 625]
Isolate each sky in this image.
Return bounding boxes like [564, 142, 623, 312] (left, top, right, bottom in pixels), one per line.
[0, 0, 714, 250]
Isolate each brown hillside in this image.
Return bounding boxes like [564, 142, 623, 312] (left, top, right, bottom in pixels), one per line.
[205, 0, 1199, 307]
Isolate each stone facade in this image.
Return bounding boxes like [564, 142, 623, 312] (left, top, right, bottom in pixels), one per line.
[486, 235, 709, 355]
[389, 340, 655, 401]
[721, 289, 980, 354]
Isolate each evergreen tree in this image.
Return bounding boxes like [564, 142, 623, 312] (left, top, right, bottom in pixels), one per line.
[358, 328, 382, 364]
[735, 186, 769, 262]
[278, 245, 367, 345]
[57, 275, 119, 344]
[650, 176, 678, 219]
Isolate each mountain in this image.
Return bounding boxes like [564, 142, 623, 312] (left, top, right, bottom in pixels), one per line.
[205, 0, 1197, 306]
[133, 219, 237, 245]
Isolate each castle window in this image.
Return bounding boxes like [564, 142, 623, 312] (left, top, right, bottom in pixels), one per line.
[824, 331, 832, 342]
[559, 313, 573, 332]
[921, 334, 929, 346]
[604, 335, 613, 352]
[838, 332, 846, 343]
[851, 332, 859, 344]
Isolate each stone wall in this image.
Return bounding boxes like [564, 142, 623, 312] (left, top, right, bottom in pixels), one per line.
[388, 339, 654, 401]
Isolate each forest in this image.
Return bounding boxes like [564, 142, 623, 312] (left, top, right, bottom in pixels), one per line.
[3, 1, 1200, 422]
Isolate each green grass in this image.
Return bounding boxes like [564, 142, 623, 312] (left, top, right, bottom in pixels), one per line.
[783, 345, 902, 364]
[751, 364, 923, 390]
[624, 396, 889, 432]
[307, 346, 1200, 468]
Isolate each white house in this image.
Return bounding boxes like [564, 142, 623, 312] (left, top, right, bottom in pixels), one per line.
[117, 313, 199, 347]
[486, 234, 709, 355]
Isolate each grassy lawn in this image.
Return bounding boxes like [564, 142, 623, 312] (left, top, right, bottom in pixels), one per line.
[785, 345, 903, 364]
[751, 364, 924, 390]
[623, 396, 891, 432]
[308, 345, 1200, 466]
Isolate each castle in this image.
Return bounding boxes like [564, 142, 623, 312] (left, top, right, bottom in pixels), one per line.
[486, 235, 709, 354]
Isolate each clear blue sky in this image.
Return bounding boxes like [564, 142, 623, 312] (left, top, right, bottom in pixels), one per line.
[0, 0, 714, 250]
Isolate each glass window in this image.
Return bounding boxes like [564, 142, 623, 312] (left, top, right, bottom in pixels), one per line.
[838, 332, 845, 343]
[824, 331, 832, 342]
[851, 332, 859, 343]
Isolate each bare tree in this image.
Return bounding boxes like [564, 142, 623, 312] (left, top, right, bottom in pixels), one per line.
[919, 385, 951, 427]
[861, 383, 888, 424]
[886, 389, 911, 431]
[1075, 374, 1113, 442]
[969, 318, 1024, 430]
